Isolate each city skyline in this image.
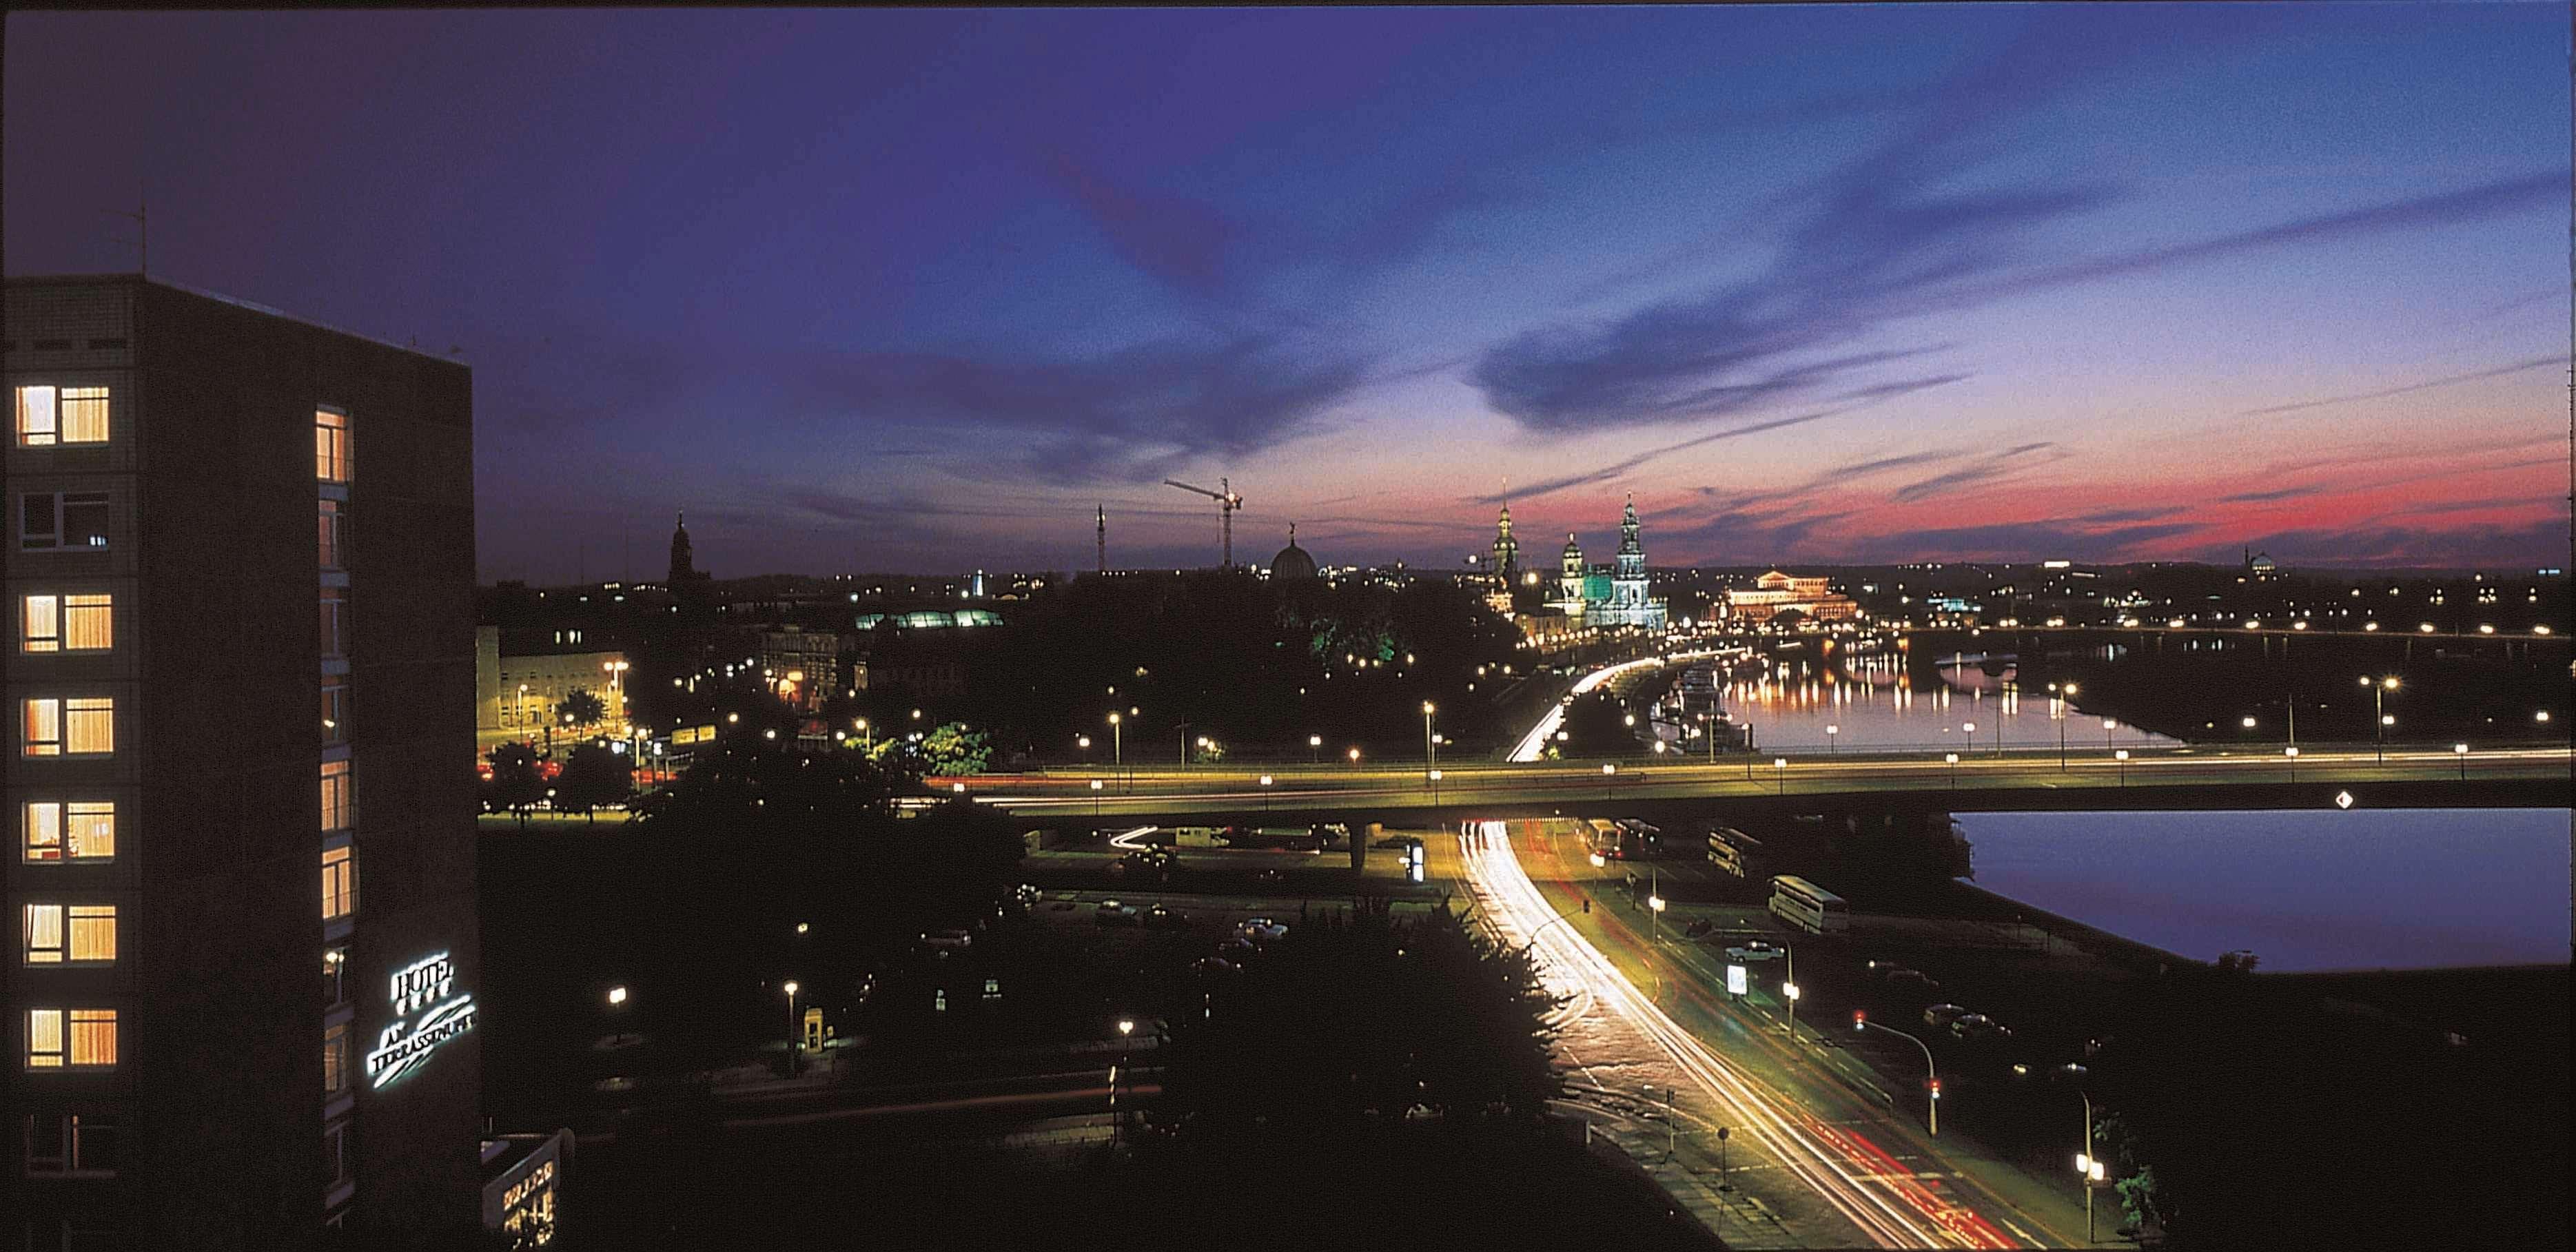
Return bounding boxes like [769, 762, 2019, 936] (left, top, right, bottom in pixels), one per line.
[6, 7, 2567, 580]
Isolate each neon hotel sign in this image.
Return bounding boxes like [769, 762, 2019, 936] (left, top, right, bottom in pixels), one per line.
[365, 952, 477, 1089]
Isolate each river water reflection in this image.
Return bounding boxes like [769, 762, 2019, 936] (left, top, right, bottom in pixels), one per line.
[1683, 648, 2175, 754]
[1956, 808, 2573, 973]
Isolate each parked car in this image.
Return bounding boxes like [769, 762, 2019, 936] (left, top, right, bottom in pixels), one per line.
[1143, 903, 1186, 930]
[1238, 918, 1289, 943]
[1876, 967, 1941, 994]
[1922, 1003, 1972, 1031]
[1014, 883, 1043, 908]
[1950, 1014, 2012, 1043]
[1725, 940, 1785, 963]
[920, 928, 972, 952]
[1094, 901, 1139, 927]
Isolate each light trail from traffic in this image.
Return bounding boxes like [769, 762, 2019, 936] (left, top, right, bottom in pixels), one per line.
[1460, 821, 2015, 1249]
[1505, 647, 1743, 763]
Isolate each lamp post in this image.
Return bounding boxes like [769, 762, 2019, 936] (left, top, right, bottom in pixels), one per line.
[1774, 757, 1788, 794]
[1260, 774, 1273, 812]
[2079, 1091, 2102, 1242]
[2104, 717, 2117, 754]
[783, 981, 801, 1075]
[2285, 745, 2298, 783]
[1348, 746, 1362, 768]
[1112, 1017, 1135, 1150]
[1963, 720, 1975, 757]
[1107, 711, 1123, 772]
[1856, 1015, 1938, 1136]
[2453, 742, 2468, 779]
[2362, 675, 2398, 763]
[1422, 701, 1437, 772]
[1091, 777, 1103, 818]
[855, 718, 870, 754]
[1826, 724, 1838, 755]
[1783, 978, 1801, 1045]
[1945, 752, 1959, 789]
[2114, 749, 2128, 786]
[1602, 761, 1617, 799]
[1309, 733, 1322, 764]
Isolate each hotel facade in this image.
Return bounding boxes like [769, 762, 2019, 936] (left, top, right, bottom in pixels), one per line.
[6, 276, 482, 1246]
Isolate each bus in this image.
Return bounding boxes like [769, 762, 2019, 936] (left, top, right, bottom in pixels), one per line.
[1706, 826, 1759, 878]
[1585, 819, 1635, 860]
[1768, 875, 1848, 934]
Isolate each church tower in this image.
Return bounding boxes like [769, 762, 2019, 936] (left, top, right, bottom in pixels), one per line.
[1491, 499, 1520, 582]
[667, 510, 698, 585]
[1557, 532, 1587, 617]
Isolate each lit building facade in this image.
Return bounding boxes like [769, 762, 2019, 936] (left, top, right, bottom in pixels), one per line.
[1544, 496, 1668, 628]
[759, 626, 844, 710]
[6, 276, 482, 1246]
[1724, 569, 1863, 626]
[473, 626, 630, 748]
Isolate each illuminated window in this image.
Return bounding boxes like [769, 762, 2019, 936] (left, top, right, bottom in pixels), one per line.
[322, 846, 356, 921]
[21, 593, 112, 653]
[324, 1022, 351, 1097]
[23, 1113, 118, 1177]
[322, 679, 349, 746]
[22, 698, 111, 757]
[14, 385, 109, 447]
[23, 905, 114, 965]
[26, 1009, 116, 1069]
[19, 491, 111, 551]
[320, 760, 354, 832]
[21, 802, 114, 863]
[316, 409, 351, 482]
[320, 586, 349, 659]
[319, 499, 346, 570]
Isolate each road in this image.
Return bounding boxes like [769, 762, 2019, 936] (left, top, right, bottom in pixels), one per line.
[955, 741, 2568, 822]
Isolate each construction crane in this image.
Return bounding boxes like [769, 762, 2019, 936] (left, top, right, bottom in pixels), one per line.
[1163, 478, 1243, 570]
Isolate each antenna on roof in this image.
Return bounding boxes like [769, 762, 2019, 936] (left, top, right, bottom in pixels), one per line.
[105, 182, 147, 277]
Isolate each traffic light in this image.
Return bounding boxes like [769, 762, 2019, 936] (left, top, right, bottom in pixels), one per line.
[1929, 1078, 1942, 1099]
[1852, 1009, 1866, 1032]
[1582, 897, 1591, 914]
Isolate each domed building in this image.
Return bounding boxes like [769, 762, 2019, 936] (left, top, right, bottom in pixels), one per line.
[1269, 524, 1318, 581]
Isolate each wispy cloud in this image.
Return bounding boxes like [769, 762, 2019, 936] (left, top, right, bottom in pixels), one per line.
[2233, 353, 2564, 418]
[2218, 485, 2320, 504]
[790, 334, 1373, 485]
[1888, 442, 2063, 504]
[2199, 518, 2572, 569]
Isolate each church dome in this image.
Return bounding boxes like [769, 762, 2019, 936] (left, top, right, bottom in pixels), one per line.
[1269, 524, 1318, 580]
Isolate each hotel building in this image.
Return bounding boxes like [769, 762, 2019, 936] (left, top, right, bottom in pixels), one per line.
[7, 276, 482, 1246]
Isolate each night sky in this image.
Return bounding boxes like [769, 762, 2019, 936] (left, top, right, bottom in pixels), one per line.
[8, 8, 2567, 582]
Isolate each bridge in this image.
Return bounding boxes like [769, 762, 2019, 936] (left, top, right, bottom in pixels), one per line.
[951, 742, 2570, 828]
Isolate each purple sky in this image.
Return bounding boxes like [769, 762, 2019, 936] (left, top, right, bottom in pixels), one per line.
[7, 7, 2567, 581]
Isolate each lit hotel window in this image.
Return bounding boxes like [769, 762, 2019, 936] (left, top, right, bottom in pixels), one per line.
[320, 760, 354, 832]
[21, 593, 112, 653]
[316, 408, 352, 482]
[22, 802, 114, 863]
[23, 905, 114, 965]
[322, 679, 349, 746]
[25, 1009, 116, 1069]
[21, 698, 113, 757]
[322, 846, 356, 922]
[13, 385, 110, 447]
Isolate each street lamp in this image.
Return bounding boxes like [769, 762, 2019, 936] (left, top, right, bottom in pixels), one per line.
[2079, 1089, 2104, 1242]
[1348, 746, 1362, 768]
[1854, 1013, 1938, 1136]
[1774, 757, 1788, 794]
[1112, 1018, 1136, 1149]
[1422, 701, 1438, 771]
[2284, 744, 2298, 783]
[1826, 724, 1838, 755]
[1963, 720, 1975, 757]
[607, 985, 627, 1006]
[2362, 675, 2398, 763]
[1107, 712, 1123, 770]
[2103, 717, 2116, 754]
[1260, 774, 1273, 812]
[1309, 733, 1322, 763]
[1783, 980, 1801, 1044]
[2453, 742, 2468, 779]
[783, 981, 801, 1074]
[2114, 748, 2129, 786]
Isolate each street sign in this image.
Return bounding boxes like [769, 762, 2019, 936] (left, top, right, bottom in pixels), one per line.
[1726, 964, 1748, 996]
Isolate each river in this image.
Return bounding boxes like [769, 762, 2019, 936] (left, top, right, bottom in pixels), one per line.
[1954, 808, 2573, 972]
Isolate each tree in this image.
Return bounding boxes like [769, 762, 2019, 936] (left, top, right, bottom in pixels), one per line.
[554, 687, 609, 733]
[484, 742, 546, 826]
[915, 721, 992, 775]
[553, 741, 633, 822]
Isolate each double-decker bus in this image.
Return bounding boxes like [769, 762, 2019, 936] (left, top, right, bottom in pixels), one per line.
[1706, 826, 1759, 878]
[1768, 874, 1847, 934]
